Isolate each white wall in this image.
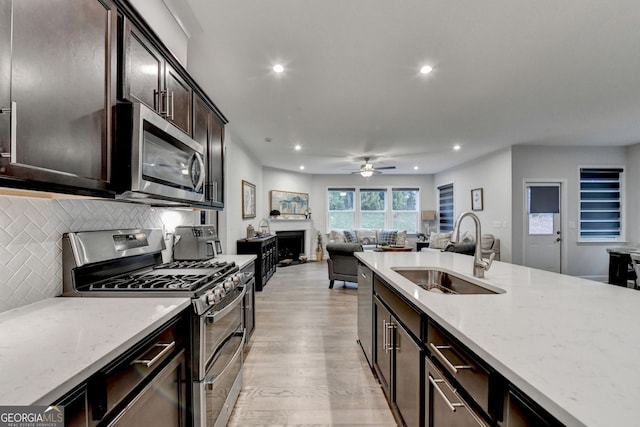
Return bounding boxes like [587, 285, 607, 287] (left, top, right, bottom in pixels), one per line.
[434, 148, 513, 262]
[310, 174, 435, 245]
[626, 143, 640, 246]
[511, 145, 628, 280]
[219, 132, 264, 254]
[128, 0, 188, 66]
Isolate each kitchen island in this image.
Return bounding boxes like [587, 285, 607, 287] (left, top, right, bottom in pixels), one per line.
[356, 250, 640, 427]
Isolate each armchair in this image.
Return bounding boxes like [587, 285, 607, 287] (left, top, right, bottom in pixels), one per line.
[326, 242, 363, 289]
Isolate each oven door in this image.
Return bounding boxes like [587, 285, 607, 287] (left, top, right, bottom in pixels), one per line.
[193, 286, 246, 380]
[130, 102, 206, 203]
[193, 330, 245, 427]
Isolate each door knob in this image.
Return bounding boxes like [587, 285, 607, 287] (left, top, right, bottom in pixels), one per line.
[555, 237, 561, 242]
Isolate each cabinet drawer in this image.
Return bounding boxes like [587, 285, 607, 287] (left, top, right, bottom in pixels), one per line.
[374, 276, 421, 339]
[427, 321, 491, 415]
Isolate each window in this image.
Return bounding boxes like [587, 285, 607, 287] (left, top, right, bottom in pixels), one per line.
[328, 188, 355, 230]
[360, 189, 386, 229]
[392, 188, 419, 233]
[438, 183, 454, 232]
[579, 168, 623, 240]
[327, 187, 420, 232]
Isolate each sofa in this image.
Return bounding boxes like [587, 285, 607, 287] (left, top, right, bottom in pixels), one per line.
[424, 231, 501, 261]
[326, 242, 363, 288]
[328, 228, 407, 251]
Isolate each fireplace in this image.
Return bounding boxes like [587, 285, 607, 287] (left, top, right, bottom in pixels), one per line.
[276, 230, 305, 261]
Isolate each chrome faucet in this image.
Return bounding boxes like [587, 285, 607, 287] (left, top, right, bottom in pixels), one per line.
[451, 211, 495, 278]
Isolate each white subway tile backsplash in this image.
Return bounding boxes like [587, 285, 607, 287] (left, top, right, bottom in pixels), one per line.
[0, 196, 195, 312]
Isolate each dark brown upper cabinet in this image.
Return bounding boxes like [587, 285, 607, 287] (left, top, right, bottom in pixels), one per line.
[121, 20, 192, 136]
[193, 94, 225, 208]
[0, 0, 117, 196]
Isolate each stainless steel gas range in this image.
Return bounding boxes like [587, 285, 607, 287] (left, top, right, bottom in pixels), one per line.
[62, 228, 253, 427]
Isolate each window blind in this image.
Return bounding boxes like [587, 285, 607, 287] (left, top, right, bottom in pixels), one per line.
[579, 168, 622, 239]
[438, 183, 454, 232]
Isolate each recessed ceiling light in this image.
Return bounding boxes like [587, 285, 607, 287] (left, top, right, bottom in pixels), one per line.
[299, 165, 305, 170]
[273, 64, 285, 73]
[453, 144, 461, 151]
[294, 144, 301, 151]
[265, 137, 272, 143]
[419, 65, 433, 74]
[413, 166, 419, 170]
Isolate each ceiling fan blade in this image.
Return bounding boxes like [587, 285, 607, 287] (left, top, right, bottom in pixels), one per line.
[375, 166, 396, 170]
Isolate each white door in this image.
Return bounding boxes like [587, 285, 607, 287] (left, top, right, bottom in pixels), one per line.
[524, 183, 562, 273]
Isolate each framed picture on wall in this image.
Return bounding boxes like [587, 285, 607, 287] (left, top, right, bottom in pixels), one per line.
[242, 180, 256, 219]
[471, 188, 484, 211]
[270, 190, 309, 216]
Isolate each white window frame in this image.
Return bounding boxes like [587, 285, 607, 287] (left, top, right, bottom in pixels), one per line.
[578, 166, 625, 243]
[326, 186, 421, 233]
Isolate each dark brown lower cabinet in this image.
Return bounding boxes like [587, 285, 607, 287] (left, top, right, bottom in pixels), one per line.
[426, 358, 489, 427]
[498, 387, 560, 427]
[374, 296, 422, 427]
[106, 350, 186, 427]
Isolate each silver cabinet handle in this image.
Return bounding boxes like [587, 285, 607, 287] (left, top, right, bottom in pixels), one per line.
[429, 375, 465, 412]
[131, 341, 175, 368]
[168, 91, 174, 120]
[429, 343, 472, 374]
[10, 101, 16, 163]
[387, 321, 397, 351]
[1, 102, 17, 161]
[382, 319, 388, 352]
[360, 272, 367, 279]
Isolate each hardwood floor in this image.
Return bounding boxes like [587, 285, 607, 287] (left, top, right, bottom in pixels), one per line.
[228, 260, 397, 426]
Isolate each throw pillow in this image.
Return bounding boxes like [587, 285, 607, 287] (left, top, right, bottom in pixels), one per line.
[395, 230, 407, 246]
[360, 236, 377, 245]
[343, 229, 358, 243]
[356, 229, 377, 244]
[379, 230, 398, 245]
[429, 232, 452, 249]
[329, 229, 346, 243]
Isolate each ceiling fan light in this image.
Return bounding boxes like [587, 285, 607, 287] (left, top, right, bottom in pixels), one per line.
[361, 170, 374, 177]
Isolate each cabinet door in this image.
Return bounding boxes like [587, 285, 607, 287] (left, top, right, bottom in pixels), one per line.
[165, 63, 191, 135]
[107, 350, 187, 427]
[208, 114, 224, 207]
[123, 22, 163, 112]
[426, 359, 489, 427]
[395, 320, 422, 427]
[3, 0, 116, 190]
[373, 297, 392, 395]
[499, 388, 556, 427]
[0, 0, 9, 156]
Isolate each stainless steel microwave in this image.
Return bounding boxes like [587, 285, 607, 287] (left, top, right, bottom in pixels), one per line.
[114, 102, 206, 204]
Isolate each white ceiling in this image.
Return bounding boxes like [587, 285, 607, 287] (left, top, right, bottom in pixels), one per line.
[184, 0, 640, 175]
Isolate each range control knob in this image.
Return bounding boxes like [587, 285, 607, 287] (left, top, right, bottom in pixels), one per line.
[223, 279, 235, 291]
[205, 291, 217, 305]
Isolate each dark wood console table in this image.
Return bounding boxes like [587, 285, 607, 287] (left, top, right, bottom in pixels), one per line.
[237, 235, 277, 291]
[606, 248, 638, 287]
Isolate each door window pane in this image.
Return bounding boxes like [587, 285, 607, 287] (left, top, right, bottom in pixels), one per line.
[528, 213, 554, 235]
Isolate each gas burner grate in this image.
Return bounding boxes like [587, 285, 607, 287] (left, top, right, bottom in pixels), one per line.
[154, 260, 232, 270]
[90, 274, 210, 291]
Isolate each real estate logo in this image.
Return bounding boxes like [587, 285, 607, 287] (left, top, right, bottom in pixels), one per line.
[0, 406, 64, 427]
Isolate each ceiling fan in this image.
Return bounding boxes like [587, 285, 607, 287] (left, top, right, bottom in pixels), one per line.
[351, 157, 396, 177]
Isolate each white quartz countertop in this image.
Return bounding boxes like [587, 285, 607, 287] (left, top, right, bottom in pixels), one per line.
[0, 297, 190, 405]
[213, 254, 256, 270]
[356, 250, 640, 427]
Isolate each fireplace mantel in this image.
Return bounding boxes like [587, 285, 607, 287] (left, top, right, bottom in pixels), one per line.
[267, 219, 315, 259]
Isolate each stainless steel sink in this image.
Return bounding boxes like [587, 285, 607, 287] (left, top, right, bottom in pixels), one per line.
[391, 267, 505, 295]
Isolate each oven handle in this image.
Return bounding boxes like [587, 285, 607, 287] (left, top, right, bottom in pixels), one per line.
[205, 286, 246, 323]
[204, 330, 245, 389]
